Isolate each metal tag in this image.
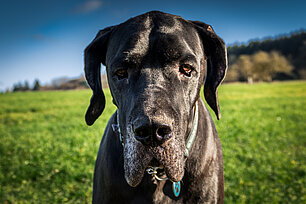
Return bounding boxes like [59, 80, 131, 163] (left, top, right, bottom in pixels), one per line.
[172, 181, 181, 197]
[111, 124, 119, 132]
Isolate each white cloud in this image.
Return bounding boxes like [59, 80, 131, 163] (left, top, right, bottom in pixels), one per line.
[73, 0, 103, 14]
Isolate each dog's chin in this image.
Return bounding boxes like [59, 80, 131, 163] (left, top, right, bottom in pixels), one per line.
[150, 143, 185, 182]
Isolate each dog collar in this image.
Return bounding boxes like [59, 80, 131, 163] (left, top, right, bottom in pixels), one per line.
[111, 111, 124, 146]
[184, 101, 199, 157]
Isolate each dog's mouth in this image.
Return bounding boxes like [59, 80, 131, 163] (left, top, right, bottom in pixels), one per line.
[145, 158, 168, 179]
[146, 158, 184, 182]
[148, 158, 163, 168]
[123, 132, 185, 187]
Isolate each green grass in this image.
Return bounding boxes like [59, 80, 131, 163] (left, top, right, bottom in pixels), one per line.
[0, 81, 305, 203]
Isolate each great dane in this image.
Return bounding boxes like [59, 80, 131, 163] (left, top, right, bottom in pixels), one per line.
[84, 11, 227, 203]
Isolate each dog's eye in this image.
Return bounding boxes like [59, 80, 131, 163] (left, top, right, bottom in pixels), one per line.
[179, 64, 194, 77]
[115, 69, 128, 80]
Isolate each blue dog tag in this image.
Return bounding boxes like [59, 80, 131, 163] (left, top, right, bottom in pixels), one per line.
[172, 181, 181, 197]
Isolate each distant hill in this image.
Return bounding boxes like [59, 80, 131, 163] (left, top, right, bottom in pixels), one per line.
[39, 76, 89, 91]
[40, 75, 109, 91]
[227, 30, 306, 79]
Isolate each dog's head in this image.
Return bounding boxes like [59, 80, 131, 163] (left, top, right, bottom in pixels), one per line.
[84, 11, 227, 187]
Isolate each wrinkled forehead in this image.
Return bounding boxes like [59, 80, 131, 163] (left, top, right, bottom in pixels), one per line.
[106, 16, 202, 67]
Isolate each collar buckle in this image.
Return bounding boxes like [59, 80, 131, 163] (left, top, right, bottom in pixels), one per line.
[146, 166, 168, 181]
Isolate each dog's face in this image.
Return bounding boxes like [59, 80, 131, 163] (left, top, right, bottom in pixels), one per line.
[84, 11, 227, 187]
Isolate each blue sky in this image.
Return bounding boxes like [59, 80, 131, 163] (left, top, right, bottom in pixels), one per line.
[0, 0, 305, 91]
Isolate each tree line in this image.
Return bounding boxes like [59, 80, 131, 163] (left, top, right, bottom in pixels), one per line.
[226, 29, 306, 82]
[12, 79, 41, 92]
[10, 76, 89, 92]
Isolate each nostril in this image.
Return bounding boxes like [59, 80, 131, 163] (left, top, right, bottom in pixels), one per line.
[134, 126, 149, 137]
[134, 126, 151, 143]
[156, 125, 172, 141]
[157, 126, 171, 136]
[133, 122, 172, 144]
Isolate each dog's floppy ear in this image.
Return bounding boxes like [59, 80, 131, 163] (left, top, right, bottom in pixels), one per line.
[191, 21, 228, 120]
[84, 26, 114, 126]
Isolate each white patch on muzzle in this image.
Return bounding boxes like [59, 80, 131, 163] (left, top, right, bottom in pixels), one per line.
[123, 125, 152, 187]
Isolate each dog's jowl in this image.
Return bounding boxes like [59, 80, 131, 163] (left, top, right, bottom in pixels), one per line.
[84, 11, 227, 204]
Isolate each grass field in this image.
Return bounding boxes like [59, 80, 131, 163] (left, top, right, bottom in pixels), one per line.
[0, 81, 305, 203]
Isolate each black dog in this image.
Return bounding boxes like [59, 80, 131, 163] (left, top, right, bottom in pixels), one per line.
[85, 11, 227, 203]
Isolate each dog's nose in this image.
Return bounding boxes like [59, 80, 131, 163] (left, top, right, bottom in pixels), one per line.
[156, 125, 172, 142]
[133, 120, 172, 144]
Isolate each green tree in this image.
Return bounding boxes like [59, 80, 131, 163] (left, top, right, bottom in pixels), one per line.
[24, 81, 30, 91]
[228, 55, 253, 83]
[13, 82, 23, 92]
[228, 51, 293, 83]
[33, 79, 41, 91]
[252, 51, 293, 81]
[270, 51, 293, 78]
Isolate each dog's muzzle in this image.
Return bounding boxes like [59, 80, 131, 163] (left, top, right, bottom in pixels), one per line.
[112, 101, 199, 185]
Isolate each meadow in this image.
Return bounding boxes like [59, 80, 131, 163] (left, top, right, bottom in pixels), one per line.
[0, 81, 305, 203]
